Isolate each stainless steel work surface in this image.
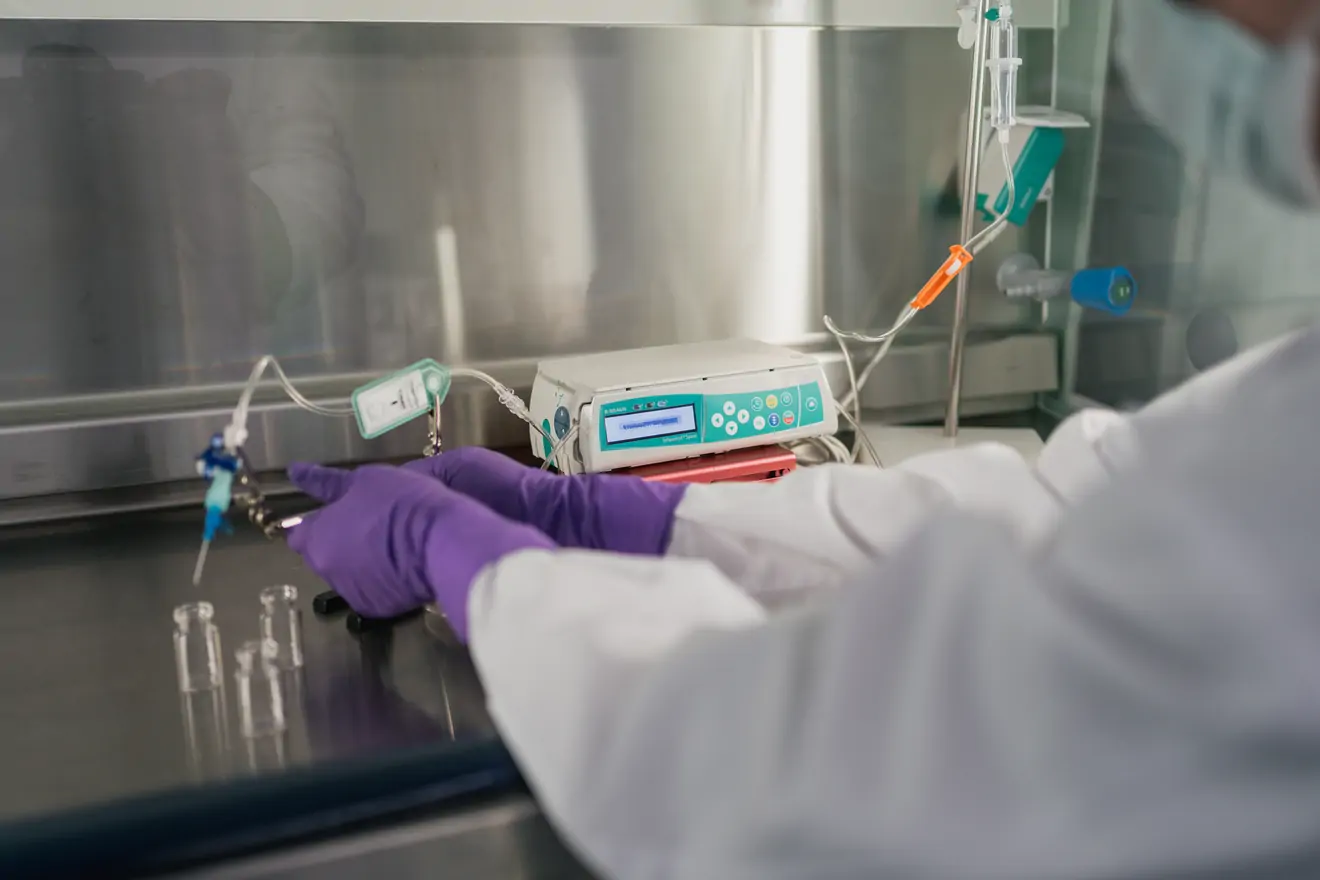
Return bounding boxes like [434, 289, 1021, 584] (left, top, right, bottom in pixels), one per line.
[0, 511, 497, 823]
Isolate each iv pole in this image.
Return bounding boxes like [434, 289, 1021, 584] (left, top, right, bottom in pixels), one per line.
[944, 0, 993, 438]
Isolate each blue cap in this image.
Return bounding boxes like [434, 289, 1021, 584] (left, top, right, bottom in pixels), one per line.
[1070, 267, 1137, 316]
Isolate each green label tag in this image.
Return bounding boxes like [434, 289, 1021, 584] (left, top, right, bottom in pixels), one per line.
[351, 359, 452, 440]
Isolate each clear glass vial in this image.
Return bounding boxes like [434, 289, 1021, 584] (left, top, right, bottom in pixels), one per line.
[174, 602, 223, 693]
[244, 729, 288, 774]
[235, 638, 286, 738]
[180, 688, 230, 781]
[259, 585, 304, 670]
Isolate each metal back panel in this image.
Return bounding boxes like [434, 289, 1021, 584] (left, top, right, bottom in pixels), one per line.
[0, 20, 1050, 507]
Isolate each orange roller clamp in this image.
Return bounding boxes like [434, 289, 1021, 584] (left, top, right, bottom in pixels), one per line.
[910, 244, 974, 310]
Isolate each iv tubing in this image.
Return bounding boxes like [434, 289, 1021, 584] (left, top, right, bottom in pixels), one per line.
[227, 356, 354, 450]
[226, 357, 553, 455]
[826, 131, 1015, 457]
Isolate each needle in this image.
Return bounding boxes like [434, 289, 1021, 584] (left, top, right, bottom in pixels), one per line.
[192, 538, 211, 587]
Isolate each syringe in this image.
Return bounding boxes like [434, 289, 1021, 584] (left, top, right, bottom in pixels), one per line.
[193, 434, 238, 586]
[192, 529, 213, 587]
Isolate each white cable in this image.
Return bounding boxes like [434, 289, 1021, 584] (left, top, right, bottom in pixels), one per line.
[541, 423, 579, 473]
[830, 128, 1013, 399]
[822, 307, 917, 346]
[839, 338, 874, 465]
[791, 434, 853, 466]
[448, 366, 553, 449]
[791, 437, 838, 466]
[824, 116, 1012, 443]
[790, 439, 821, 464]
[226, 358, 555, 457]
[966, 67, 1018, 255]
[814, 434, 853, 464]
[227, 355, 354, 450]
[831, 308, 911, 407]
[966, 137, 1016, 255]
[821, 22, 1020, 461]
[828, 327, 868, 461]
[825, 307, 910, 461]
[835, 400, 882, 467]
[842, 332, 900, 411]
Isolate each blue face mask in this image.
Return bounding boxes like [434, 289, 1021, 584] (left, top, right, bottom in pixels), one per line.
[1115, 0, 1320, 208]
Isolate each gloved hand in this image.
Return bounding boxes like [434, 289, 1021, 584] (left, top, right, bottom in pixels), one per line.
[404, 446, 687, 556]
[286, 462, 555, 641]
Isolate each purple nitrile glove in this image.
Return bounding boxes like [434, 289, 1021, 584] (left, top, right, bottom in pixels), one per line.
[404, 446, 688, 556]
[286, 463, 555, 641]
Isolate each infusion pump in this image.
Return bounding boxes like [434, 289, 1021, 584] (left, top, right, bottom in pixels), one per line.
[529, 339, 838, 474]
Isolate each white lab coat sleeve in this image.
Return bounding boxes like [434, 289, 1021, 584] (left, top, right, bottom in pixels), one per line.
[470, 329, 1320, 880]
[664, 329, 1308, 608]
[665, 410, 1125, 606]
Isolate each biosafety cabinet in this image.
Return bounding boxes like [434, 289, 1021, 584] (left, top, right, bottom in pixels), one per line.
[0, 0, 1133, 511]
[0, 1, 1298, 876]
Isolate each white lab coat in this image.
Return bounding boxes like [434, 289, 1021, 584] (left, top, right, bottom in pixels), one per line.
[468, 327, 1320, 880]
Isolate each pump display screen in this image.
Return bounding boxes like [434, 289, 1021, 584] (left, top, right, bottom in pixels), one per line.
[603, 405, 698, 446]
